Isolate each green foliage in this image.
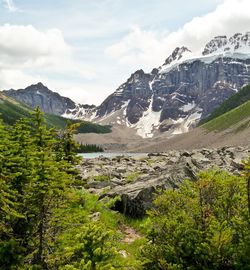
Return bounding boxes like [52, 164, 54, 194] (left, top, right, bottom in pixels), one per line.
[92, 175, 110, 182]
[60, 223, 119, 270]
[125, 172, 141, 183]
[202, 100, 250, 131]
[2, 104, 250, 269]
[0, 117, 131, 267]
[76, 122, 111, 134]
[142, 169, 250, 270]
[78, 143, 104, 153]
[200, 84, 250, 125]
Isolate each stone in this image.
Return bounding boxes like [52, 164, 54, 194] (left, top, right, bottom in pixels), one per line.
[78, 146, 249, 218]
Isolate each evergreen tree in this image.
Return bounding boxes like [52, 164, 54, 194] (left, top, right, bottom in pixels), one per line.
[0, 119, 24, 269]
[55, 122, 80, 165]
[60, 223, 118, 270]
[26, 108, 72, 267]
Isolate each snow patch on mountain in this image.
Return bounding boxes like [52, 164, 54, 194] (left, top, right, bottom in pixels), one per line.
[160, 32, 250, 74]
[62, 104, 96, 121]
[130, 97, 161, 138]
[172, 109, 203, 135]
[181, 101, 196, 112]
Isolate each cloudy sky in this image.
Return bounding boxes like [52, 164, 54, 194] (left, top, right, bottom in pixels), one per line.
[1, 0, 250, 104]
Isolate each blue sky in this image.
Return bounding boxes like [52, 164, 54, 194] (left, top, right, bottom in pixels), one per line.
[0, 0, 250, 104]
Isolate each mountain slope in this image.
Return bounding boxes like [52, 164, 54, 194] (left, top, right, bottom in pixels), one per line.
[85, 32, 250, 138]
[131, 100, 250, 153]
[3, 32, 250, 139]
[201, 100, 250, 132]
[199, 84, 250, 125]
[0, 93, 111, 133]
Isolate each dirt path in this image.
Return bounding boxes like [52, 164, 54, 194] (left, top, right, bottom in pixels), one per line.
[120, 224, 141, 244]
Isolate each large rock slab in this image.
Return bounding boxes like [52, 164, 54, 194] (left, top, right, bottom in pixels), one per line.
[77, 146, 250, 217]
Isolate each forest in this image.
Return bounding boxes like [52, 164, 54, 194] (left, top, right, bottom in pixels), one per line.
[0, 108, 250, 270]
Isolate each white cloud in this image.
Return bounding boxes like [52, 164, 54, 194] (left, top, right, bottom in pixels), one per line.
[0, 24, 71, 69]
[0, 69, 44, 90]
[0, 24, 97, 100]
[106, 0, 250, 71]
[2, 0, 17, 12]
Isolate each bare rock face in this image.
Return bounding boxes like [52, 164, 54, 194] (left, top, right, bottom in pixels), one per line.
[3, 83, 76, 115]
[3, 82, 97, 118]
[78, 146, 250, 218]
[96, 69, 153, 124]
[163, 46, 191, 66]
[91, 32, 250, 138]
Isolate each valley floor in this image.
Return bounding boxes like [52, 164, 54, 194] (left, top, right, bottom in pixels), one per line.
[75, 116, 250, 153]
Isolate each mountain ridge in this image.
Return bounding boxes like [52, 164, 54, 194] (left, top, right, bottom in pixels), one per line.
[3, 32, 250, 139]
[0, 92, 111, 134]
[87, 32, 250, 138]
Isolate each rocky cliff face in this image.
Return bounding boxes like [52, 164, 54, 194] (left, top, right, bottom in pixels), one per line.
[82, 32, 250, 138]
[2, 83, 77, 115]
[3, 82, 97, 118]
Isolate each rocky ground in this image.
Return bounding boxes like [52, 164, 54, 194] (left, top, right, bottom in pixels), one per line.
[77, 146, 250, 218]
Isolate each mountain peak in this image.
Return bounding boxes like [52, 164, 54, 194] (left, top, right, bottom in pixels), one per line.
[35, 82, 46, 88]
[202, 32, 250, 56]
[25, 82, 49, 92]
[3, 83, 76, 115]
[163, 46, 192, 66]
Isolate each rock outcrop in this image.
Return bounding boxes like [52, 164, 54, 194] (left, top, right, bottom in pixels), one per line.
[78, 146, 250, 218]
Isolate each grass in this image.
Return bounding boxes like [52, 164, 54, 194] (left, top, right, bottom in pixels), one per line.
[125, 172, 141, 183]
[92, 175, 110, 182]
[78, 190, 146, 267]
[200, 84, 250, 125]
[202, 100, 250, 132]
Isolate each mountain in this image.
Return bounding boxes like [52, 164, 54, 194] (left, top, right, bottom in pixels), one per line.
[3, 32, 250, 139]
[74, 32, 250, 138]
[0, 92, 111, 133]
[2, 82, 96, 116]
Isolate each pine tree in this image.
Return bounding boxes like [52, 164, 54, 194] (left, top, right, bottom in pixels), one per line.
[0, 119, 24, 269]
[60, 223, 118, 270]
[28, 108, 72, 267]
[55, 122, 80, 165]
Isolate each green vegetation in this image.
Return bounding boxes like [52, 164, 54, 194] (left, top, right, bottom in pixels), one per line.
[126, 172, 141, 183]
[0, 93, 111, 134]
[76, 122, 111, 134]
[0, 109, 140, 269]
[142, 169, 250, 270]
[200, 84, 250, 125]
[92, 175, 110, 182]
[1, 107, 250, 269]
[77, 143, 104, 153]
[202, 100, 250, 131]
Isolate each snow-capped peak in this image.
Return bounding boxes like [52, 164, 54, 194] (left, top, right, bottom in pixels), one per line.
[163, 46, 192, 67]
[202, 32, 250, 56]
